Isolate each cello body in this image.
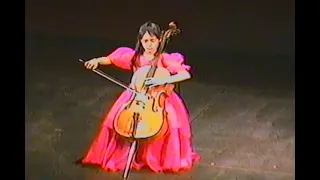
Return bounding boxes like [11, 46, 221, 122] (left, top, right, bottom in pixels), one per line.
[113, 65, 174, 142]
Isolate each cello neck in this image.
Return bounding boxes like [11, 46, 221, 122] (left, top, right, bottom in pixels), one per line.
[140, 22, 181, 93]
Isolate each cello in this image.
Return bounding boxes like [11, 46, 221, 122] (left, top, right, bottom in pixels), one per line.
[114, 22, 181, 141]
[114, 22, 181, 179]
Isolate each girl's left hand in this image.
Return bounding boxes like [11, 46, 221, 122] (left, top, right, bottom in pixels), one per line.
[144, 77, 168, 88]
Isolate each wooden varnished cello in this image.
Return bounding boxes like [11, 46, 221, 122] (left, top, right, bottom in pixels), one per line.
[79, 22, 181, 179]
[114, 22, 181, 179]
[114, 22, 181, 141]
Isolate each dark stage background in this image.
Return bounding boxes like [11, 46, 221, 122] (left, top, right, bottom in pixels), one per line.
[25, 1, 295, 179]
[25, 0, 295, 89]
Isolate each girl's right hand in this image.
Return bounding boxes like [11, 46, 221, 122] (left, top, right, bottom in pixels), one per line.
[84, 58, 100, 70]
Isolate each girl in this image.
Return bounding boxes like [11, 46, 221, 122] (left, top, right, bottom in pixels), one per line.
[81, 21, 200, 173]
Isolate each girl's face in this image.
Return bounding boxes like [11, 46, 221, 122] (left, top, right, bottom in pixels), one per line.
[140, 31, 160, 55]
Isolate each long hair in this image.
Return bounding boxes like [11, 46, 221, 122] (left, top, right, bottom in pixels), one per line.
[130, 21, 162, 69]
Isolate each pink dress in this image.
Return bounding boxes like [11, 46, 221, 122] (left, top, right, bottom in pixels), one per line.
[81, 47, 200, 172]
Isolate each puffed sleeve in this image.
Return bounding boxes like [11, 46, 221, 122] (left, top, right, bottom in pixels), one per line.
[108, 47, 135, 70]
[163, 53, 191, 74]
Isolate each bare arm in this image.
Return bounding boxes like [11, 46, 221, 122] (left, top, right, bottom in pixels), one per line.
[93, 56, 112, 65]
[166, 70, 191, 84]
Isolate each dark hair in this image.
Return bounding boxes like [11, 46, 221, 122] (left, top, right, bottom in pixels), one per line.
[130, 21, 162, 68]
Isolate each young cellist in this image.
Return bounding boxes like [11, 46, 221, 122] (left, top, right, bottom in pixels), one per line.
[80, 21, 200, 174]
